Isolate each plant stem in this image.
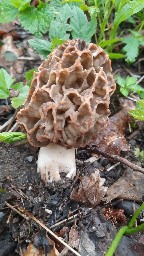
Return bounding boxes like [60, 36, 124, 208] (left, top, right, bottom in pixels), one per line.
[128, 203, 144, 228]
[105, 226, 128, 256]
[126, 223, 144, 235]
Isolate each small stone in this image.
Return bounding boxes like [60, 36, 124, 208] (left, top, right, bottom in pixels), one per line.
[129, 139, 136, 146]
[25, 156, 33, 163]
[0, 212, 5, 221]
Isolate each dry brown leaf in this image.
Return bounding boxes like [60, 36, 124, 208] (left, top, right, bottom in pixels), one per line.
[94, 99, 135, 155]
[23, 244, 44, 256]
[71, 170, 107, 207]
[24, 236, 59, 256]
[60, 225, 80, 256]
[1, 35, 23, 58]
[0, 23, 15, 35]
[104, 168, 144, 202]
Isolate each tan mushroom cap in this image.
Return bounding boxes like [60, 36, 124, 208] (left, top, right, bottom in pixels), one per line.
[17, 39, 116, 148]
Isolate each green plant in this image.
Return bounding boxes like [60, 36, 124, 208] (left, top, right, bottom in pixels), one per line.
[105, 203, 144, 256]
[130, 99, 144, 121]
[134, 147, 144, 161]
[0, 132, 27, 143]
[0, 0, 144, 61]
[116, 75, 144, 97]
[122, 31, 144, 63]
[0, 68, 34, 108]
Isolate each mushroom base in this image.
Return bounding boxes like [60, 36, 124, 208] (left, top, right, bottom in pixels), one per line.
[37, 144, 76, 182]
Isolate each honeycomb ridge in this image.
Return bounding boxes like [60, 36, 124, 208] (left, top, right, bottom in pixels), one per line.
[17, 40, 116, 148]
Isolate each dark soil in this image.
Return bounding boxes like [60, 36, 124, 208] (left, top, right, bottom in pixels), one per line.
[0, 136, 144, 255]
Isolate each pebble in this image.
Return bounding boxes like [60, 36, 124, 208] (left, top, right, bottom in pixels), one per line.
[25, 156, 33, 163]
[0, 212, 5, 221]
[129, 139, 136, 146]
[116, 200, 140, 216]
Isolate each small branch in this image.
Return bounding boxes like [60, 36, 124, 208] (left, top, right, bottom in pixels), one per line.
[6, 108, 20, 132]
[93, 148, 144, 174]
[9, 122, 19, 132]
[5, 202, 81, 256]
[0, 117, 13, 133]
[5, 202, 29, 221]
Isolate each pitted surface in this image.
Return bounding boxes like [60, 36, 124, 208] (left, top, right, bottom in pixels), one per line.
[17, 40, 116, 148]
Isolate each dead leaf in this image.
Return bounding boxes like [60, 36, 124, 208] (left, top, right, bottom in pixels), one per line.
[60, 225, 80, 255]
[79, 232, 96, 256]
[0, 23, 15, 36]
[94, 99, 135, 155]
[71, 170, 107, 207]
[1, 35, 23, 58]
[24, 235, 59, 256]
[23, 244, 44, 256]
[104, 168, 144, 202]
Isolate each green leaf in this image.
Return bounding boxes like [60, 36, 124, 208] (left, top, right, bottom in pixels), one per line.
[62, 0, 84, 3]
[130, 100, 144, 121]
[125, 76, 137, 86]
[49, 20, 71, 40]
[49, 4, 72, 40]
[12, 82, 23, 90]
[113, 1, 144, 33]
[108, 53, 125, 59]
[51, 38, 65, 51]
[116, 76, 125, 87]
[120, 88, 129, 97]
[0, 0, 18, 23]
[70, 6, 97, 42]
[28, 39, 51, 57]
[0, 69, 14, 99]
[99, 38, 122, 48]
[11, 85, 30, 108]
[10, 0, 30, 11]
[0, 132, 27, 143]
[122, 36, 139, 63]
[25, 69, 35, 83]
[18, 3, 53, 36]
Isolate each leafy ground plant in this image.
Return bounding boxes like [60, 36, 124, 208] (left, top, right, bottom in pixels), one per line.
[1, 0, 144, 61]
[130, 99, 144, 121]
[116, 75, 144, 98]
[134, 147, 144, 162]
[0, 68, 34, 108]
[0, 132, 27, 143]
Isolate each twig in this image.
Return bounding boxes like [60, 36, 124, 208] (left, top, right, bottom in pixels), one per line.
[18, 56, 40, 60]
[9, 122, 19, 132]
[122, 66, 140, 78]
[50, 213, 79, 229]
[137, 74, 144, 84]
[93, 148, 144, 174]
[106, 162, 120, 172]
[5, 202, 81, 256]
[6, 108, 20, 132]
[0, 117, 13, 132]
[5, 202, 29, 221]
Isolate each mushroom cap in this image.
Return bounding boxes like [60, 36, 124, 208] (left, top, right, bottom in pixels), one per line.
[17, 39, 116, 148]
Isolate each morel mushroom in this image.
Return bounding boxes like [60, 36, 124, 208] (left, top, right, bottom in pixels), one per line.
[17, 39, 116, 182]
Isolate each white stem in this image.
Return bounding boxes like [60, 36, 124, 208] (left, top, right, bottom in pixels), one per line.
[37, 144, 76, 182]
